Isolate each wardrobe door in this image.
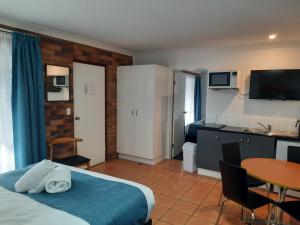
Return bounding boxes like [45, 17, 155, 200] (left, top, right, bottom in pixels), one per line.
[117, 66, 135, 155]
[134, 66, 155, 159]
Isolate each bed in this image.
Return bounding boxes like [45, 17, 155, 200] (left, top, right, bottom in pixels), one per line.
[0, 163, 155, 225]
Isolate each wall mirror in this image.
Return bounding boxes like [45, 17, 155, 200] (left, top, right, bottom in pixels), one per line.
[46, 65, 70, 101]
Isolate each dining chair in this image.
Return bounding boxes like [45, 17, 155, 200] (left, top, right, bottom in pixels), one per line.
[219, 143, 269, 206]
[49, 137, 90, 169]
[287, 146, 300, 164]
[275, 201, 300, 222]
[217, 160, 274, 225]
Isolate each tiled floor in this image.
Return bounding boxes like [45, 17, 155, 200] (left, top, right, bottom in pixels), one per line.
[90, 159, 300, 225]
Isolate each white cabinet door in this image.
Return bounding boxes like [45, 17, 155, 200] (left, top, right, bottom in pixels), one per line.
[134, 66, 155, 159]
[117, 67, 135, 155]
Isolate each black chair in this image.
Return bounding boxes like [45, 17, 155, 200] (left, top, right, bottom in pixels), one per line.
[217, 160, 274, 225]
[275, 201, 300, 222]
[287, 146, 300, 164]
[219, 143, 269, 205]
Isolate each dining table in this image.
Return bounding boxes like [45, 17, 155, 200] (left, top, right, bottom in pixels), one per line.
[241, 158, 300, 224]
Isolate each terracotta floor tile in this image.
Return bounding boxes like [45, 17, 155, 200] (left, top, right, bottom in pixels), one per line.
[156, 194, 178, 208]
[151, 204, 169, 219]
[163, 187, 189, 199]
[193, 207, 219, 223]
[172, 200, 198, 215]
[154, 221, 171, 225]
[186, 216, 214, 225]
[161, 209, 190, 225]
[182, 190, 206, 204]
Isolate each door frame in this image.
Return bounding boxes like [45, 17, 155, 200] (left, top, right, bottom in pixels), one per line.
[73, 60, 107, 160]
[171, 69, 205, 159]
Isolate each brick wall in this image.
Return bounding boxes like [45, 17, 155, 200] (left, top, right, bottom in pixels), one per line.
[0, 23, 133, 160]
[41, 37, 133, 160]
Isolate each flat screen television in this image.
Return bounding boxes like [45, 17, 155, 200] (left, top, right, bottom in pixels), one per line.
[249, 69, 300, 100]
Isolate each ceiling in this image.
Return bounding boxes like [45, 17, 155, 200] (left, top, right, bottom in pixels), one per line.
[0, 0, 299, 51]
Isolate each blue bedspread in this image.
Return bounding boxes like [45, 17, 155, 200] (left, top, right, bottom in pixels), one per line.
[0, 168, 148, 225]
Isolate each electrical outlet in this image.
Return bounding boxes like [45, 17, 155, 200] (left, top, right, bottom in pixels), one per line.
[66, 108, 71, 116]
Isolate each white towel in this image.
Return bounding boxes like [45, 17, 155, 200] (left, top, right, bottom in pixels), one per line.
[45, 167, 71, 194]
[28, 169, 56, 194]
[15, 160, 56, 193]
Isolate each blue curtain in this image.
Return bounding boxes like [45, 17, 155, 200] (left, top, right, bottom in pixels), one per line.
[194, 77, 202, 122]
[12, 32, 46, 169]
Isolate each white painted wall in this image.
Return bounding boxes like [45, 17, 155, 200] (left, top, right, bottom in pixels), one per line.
[135, 45, 300, 132]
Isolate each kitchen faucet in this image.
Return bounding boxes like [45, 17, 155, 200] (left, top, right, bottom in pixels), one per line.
[295, 120, 300, 137]
[257, 122, 272, 133]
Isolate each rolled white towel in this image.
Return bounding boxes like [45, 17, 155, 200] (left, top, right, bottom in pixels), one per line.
[15, 160, 56, 192]
[45, 167, 72, 194]
[28, 169, 56, 194]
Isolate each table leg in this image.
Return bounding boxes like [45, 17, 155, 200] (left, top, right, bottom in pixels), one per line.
[275, 187, 287, 225]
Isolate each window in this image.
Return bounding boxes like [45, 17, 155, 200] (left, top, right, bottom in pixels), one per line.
[0, 32, 14, 173]
[184, 75, 195, 126]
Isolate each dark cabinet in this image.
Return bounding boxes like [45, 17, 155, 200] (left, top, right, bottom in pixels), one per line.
[197, 129, 276, 172]
[197, 130, 222, 171]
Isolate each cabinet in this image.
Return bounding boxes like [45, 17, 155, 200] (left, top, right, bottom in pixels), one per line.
[117, 65, 172, 164]
[197, 129, 276, 172]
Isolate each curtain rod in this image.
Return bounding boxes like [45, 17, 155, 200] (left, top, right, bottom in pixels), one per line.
[0, 27, 37, 36]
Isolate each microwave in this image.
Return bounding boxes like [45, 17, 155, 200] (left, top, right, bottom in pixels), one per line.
[53, 76, 69, 87]
[208, 71, 238, 89]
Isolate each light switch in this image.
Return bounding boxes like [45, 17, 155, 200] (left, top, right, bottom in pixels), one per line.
[66, 108, 71, 116]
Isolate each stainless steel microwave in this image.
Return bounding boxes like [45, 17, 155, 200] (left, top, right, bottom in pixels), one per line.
[208, 71, 238, 89]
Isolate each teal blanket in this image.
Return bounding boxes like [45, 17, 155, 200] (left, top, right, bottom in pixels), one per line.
[0, 168, 148, 225]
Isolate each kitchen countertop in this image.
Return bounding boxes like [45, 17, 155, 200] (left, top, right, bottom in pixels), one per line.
[197, 123, 300, 142]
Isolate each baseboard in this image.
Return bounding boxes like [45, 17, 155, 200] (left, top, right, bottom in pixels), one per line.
[118, 154, 164, 165]
[197, 168, 221, 179]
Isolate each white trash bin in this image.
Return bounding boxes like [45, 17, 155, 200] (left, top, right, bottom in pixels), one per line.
[182, 142, 197, 173]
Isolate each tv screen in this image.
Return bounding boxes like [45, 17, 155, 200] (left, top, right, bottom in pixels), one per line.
[249, 69, 300, 100]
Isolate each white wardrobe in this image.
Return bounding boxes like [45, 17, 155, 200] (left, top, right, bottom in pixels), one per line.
[117, 65, 172, 165]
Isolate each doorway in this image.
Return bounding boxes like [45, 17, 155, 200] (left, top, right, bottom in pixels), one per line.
[73, 62, 106, 166]
[171, 69, 207, 160]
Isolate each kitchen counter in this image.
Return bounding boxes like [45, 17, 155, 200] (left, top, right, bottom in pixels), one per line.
[197, 123, 300, 142]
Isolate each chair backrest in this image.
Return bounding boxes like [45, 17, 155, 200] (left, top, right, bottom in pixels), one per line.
[49, 137, 82, 160]
[287, 146, 300, 164]
[222, 142, 242, 166]
[219, 160, 248, 206]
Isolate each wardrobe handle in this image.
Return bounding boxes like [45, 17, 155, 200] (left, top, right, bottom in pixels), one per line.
[132, 109, 134, 116]
[247, 138, 250, 144]
[136, 110, 138, 116]
[240, 137, 243, 143]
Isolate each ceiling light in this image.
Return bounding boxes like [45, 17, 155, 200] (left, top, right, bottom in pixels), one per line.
[269, 34, 277, 40]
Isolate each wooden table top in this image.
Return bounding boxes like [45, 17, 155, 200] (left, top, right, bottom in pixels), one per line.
[241, 158, 300, 190]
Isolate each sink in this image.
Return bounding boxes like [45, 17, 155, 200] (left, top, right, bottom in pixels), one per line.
[242, 128, 268, 134]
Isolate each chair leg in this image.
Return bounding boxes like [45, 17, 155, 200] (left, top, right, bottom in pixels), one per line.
[241, 207, 248, 223]
[265, 184, 271, 215]
[267, 205, 275, 225]
[215, 200, 227, 225]
[251, 211, 256, 225]
[217, 190, 223, 206]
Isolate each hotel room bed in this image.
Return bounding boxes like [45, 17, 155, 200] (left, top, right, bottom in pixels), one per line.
[0, 164, 155, 225]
